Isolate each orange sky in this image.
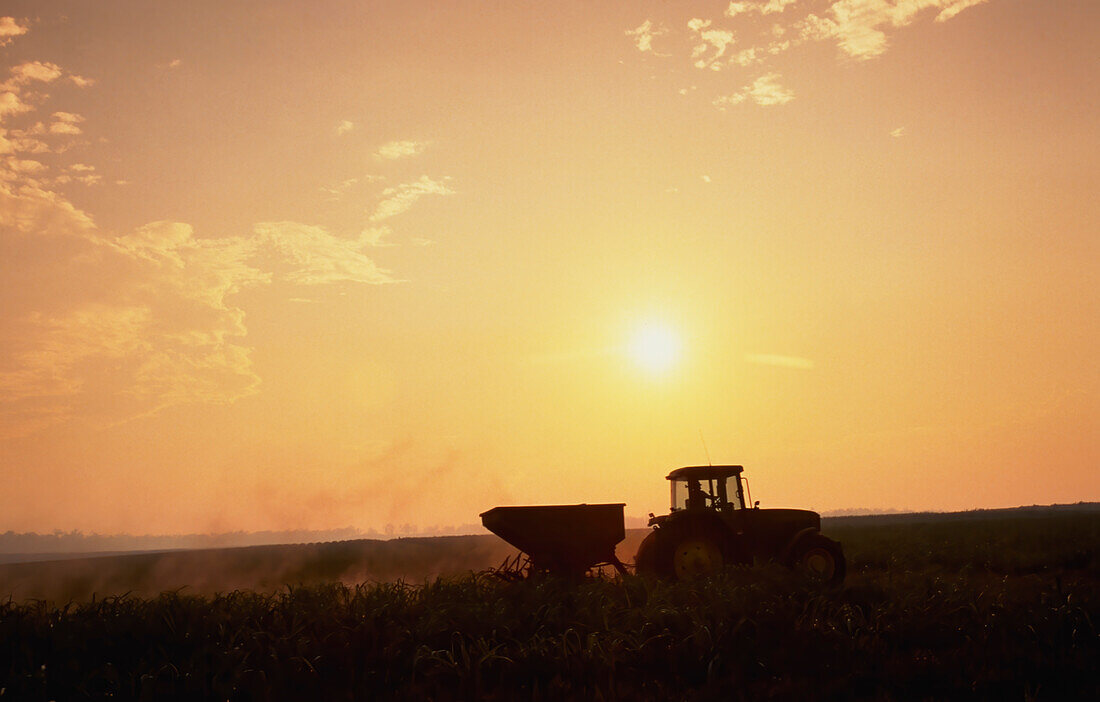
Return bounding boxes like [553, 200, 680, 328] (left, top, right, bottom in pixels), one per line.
[0, 1, 1096, 534]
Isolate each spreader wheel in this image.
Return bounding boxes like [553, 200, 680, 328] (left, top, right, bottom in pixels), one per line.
[791, 534, 846, 587]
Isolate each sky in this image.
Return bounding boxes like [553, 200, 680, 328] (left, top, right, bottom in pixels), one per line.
[0, 0, 1097, 535]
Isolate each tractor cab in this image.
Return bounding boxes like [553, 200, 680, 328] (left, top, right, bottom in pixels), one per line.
[667, 465, 750, 514]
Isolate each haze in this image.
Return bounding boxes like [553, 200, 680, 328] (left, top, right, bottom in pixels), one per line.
[0, 1, 1096, 536]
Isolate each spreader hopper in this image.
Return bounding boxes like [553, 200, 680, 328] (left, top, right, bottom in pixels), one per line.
[480, 503, 627, 577]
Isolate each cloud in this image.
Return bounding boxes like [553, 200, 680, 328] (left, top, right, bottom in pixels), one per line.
[746, 73, 795, 104]
[49, 111, 84, 135]
[725, 2, 753, 18]
[6, 61, 63, 86]
[0, 209, 411, 438]
[3, 127, 49, 155]
[0, 179, 97, 235]
[713, 72, 794, 107]
[761, 0, 801, 14]
[318, 173, 385, 201]
[799, 0, 992, 60]
[374, 140, 429, 161]
[1, 91, 407, 439]
[744, 353, 815, 369]
[0, 91, 32, 118]
[0, 54, 97, 229]
[934, 0, 989, 22]
[0, 222, 269, 437]
[335, 120, 354, 136]
[625, 20, 668, 54]
[358, 226, 393, 247]
[369, 175, 454, 222]
[0, 40, 435, 440]
[728, 0, 800, 17]
[319, 176, 359, 201]
[732, 47, 762, 66]
[630, 0, 997, 106]
[255, 221, 398, 285]
[0, 17, 28, 47]
[890, 126, 906, 137]
[5, 157, 46, 173]
[687, 18, 736, 70]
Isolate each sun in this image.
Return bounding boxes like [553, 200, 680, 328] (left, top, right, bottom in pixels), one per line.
[628, 322, 681, 374]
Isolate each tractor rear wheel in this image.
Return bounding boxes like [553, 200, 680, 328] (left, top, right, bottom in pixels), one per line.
[639, 521, 729, 581]
[791, 534, 846, 586]
[671, 534, 724, 580]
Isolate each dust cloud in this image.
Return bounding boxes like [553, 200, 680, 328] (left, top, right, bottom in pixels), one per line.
[0, 530, 655, 602]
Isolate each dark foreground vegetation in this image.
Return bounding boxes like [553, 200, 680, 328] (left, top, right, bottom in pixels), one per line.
[2, 507, 1098, 700]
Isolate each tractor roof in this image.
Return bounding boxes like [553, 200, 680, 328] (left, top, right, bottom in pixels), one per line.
[666, 465, 744, 480]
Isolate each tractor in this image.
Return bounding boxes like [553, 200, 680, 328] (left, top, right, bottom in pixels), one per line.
[480, 464, 845, 585]
[634, 465, 845, 584]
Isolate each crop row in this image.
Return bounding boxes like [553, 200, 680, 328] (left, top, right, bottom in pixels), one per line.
[2, 564, 1097, 701]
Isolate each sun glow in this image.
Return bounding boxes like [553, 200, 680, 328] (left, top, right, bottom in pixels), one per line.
[628, 322, 681, 374]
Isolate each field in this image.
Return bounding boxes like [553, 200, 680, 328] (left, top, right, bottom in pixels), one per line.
[1, 506, 1098, 700]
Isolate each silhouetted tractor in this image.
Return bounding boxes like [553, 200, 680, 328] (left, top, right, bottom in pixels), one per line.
[634, 465, 845, 585]
[480, 464, 845, 585]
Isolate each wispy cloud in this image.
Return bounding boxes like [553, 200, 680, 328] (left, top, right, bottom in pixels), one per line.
[318, 173, 384, 201]
[1, 222, 269, 436]
[0, 179, 97, 235]
[934, 0, 989, 22]
[374, 140, 430, 161]
[714, 73, 794, 107]
[256, 221, 398, 285]
[0, 26, 428, 440]
[890, 126, 906, 137]
[319, 176, 359, 201]
[335, 120, 354, 136]
[0, 213, 410, 437]
[369, 175, 454, 222]
[625, 20, 668, 54]
[745, 353, 815, 369]
[358, 226, 393, 248]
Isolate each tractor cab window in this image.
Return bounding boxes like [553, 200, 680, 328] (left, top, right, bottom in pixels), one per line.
[671, 479, 695, 511]
[671, 475, 744, 511]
